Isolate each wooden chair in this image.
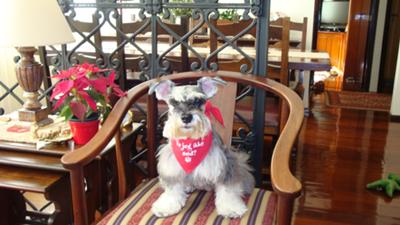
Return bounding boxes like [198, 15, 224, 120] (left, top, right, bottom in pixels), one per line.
[61, 71, 304, 225]
[270, 17, 307, 51]
[38, 16, 105, 105]
[208, 18, 290, 136]
[209, 18, 290, 84]
[116, 17, 190, 90]
[270, 17, 308, 95]
[65, 16, 105, 65]
[267, 18, 290, 86]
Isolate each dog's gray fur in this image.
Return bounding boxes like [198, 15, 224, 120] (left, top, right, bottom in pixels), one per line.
[149, 77, 255, 218]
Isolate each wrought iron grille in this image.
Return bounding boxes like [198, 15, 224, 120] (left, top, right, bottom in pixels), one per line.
[0, 0, 270, 184]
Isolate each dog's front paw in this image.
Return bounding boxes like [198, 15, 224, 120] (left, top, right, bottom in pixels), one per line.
[216, 197, 247, 218]
[152, 192, 186, 217]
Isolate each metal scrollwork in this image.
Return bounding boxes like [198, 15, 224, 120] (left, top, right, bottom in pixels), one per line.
[0, 0, 270, 185]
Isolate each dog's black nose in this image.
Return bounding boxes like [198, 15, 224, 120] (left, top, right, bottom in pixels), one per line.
[181, 114, 193, 124]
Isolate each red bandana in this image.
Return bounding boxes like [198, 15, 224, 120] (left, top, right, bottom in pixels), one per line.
[205, 100, 224, 127]
[171, 131, 213, 174]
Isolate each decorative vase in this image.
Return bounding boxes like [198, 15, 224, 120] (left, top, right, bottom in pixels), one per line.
[68, 114, 100, 145]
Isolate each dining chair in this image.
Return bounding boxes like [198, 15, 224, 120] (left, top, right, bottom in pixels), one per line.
[209, 17, 289, 84]
[65, 15, 105, 65]
[270, 17, 307, 51]
[38, 15, 106, 106]
[207, 19, 292, 182]
[270, 17, 308, 96]
[116, 17, 190, 90]
[61, 71, 304, 225]
[208, 18, 290, 137]
[267, 18, 290, 86]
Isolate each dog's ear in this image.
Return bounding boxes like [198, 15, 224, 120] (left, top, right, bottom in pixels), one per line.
[148, 80, 175, 101]
[197, 77, 227, 98]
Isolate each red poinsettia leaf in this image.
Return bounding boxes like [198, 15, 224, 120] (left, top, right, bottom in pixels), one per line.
[106, 72, 126, 97]
[51, 69, 74, 79]
[74, 77, 90, 91]
[112, 86, 127, 97]
[80, 91, 97, 112]
[50, 80, 74, 100]
[79, 63, 92, 71]
[108, 71, 116, 82]
[90, 77, 108, 94]
[70, 101, 87, 121]
[52, 94, 69, 111]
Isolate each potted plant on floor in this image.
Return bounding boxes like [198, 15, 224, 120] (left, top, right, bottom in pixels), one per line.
[51, 63, 126, 145]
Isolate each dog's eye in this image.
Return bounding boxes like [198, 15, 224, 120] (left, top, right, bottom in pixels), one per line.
[192, 98, 205, 108]
[169, 99, 179, 107]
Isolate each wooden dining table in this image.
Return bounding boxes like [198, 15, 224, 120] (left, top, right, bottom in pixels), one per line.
[68, 41, 331, 113]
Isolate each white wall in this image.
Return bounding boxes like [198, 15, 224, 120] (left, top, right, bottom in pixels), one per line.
[271, 0, 315, 50]
[0, 47, 22, 114]
[390, 43, 400, 116]
[369, 0, 388, 92]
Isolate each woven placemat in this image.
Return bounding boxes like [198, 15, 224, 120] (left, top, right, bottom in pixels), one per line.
[0, 114, 71, 144]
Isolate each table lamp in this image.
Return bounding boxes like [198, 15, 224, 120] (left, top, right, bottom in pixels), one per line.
[0, 0, 74, 122]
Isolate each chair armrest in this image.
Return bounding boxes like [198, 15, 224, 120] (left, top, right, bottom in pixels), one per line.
[60, 81, 150, 225]
[269, 79, 303, 197]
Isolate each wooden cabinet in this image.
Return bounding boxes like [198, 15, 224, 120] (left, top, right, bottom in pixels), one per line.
[316, 31, 347, 72]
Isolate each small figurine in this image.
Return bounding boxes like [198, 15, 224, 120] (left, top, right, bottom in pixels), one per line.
[366, 173, 400, 197]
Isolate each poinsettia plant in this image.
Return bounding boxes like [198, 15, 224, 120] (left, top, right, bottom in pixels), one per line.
[50, 63, 126, 121]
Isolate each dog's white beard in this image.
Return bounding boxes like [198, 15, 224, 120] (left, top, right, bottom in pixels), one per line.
[163, 113, 211, 139]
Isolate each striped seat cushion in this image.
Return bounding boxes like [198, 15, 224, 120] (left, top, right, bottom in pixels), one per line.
[98, 178, 277, 225]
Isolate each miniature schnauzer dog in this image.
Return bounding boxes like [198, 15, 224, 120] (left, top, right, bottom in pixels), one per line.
[148, 77, 255, 218]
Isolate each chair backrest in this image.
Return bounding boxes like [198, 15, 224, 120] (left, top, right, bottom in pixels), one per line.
[38, 16, 105, 98]
[61, 71, 304, 225]
[116, 17, 190, 89]
[67, 16, 105, 64]
[211, 18, 290, 86]
[271, 17, 307, 51]
[209, 81, 237, 146]
[209, 19, 256, 54]
[268, 17, 290, 86]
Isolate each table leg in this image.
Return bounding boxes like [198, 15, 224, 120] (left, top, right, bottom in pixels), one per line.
[0, 189, 26, 224]
[302, 71, 311, 116]
[45, 175, 73, 225]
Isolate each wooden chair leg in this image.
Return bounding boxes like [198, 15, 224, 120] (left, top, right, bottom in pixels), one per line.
[276, 194, 296, 225]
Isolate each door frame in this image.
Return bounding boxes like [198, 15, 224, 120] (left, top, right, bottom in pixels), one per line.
[363, 0, 380, 90]
[312, 0, 379, 91]
[378, 0, 400, 93]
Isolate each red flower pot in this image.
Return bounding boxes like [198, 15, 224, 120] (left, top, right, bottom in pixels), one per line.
[69, 117, 100, 145]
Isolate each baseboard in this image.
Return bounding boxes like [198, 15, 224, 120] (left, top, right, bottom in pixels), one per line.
[390, 115, 400, 122]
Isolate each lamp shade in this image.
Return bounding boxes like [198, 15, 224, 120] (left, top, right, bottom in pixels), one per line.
[0, 0, 75, 47]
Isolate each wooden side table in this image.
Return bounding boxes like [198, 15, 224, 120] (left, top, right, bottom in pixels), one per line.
[0, 165, 71, 225]
[0, 122, 144, 224]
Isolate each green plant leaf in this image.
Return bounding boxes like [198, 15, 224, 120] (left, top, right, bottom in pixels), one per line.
[60, 105, 73, 121]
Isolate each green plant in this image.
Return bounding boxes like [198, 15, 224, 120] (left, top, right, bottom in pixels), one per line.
[219, 9, 240, 22]
[169, 0, 192, 17]
[51, 63, 126, 121]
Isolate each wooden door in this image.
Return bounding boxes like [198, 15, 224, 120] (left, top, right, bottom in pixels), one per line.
[343, 0, 377, 91]
[378, 0, 400, 93]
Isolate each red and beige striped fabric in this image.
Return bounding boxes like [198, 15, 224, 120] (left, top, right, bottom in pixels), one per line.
[98, 178, 277, 225]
